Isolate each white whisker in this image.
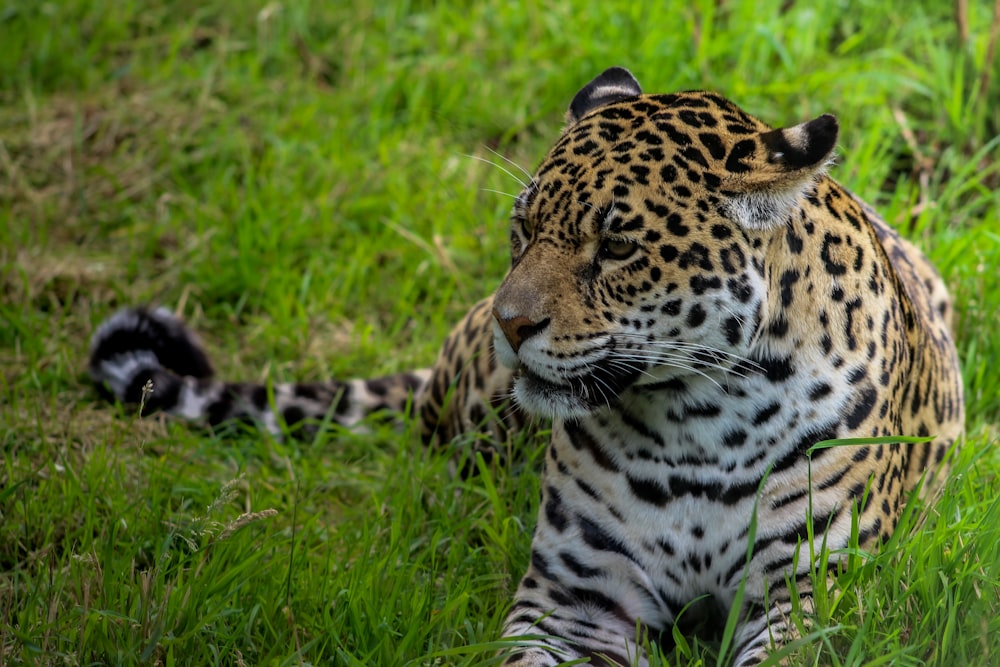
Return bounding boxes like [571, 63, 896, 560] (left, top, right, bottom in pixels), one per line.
[718, 303, 754, 350]
[607, 350, 743, 389]
[481, 188, 522, 200]
[464, 153, 530, 189]
[588, 373, 615, 408]
[605, 358, 656, 380]
[612, 333, 765, 373]
[484, 146, 536, 185]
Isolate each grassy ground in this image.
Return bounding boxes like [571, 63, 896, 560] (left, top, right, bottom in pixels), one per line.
[2, 0, 999, 665]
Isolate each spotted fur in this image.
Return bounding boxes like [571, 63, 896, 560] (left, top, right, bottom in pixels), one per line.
[89, 67, 964, 665]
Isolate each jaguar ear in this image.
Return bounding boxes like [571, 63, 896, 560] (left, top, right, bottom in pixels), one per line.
[725, 114, 839, 231]
[567, 67, 643, 124]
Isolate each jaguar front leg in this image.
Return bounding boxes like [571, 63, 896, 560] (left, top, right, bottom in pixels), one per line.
[496, 478, 664, 667]
[730, 592, 815, 667]
[499, 570, 815, 667]
[500, 580, 651, 667]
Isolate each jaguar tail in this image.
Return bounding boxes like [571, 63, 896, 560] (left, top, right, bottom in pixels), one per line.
[88, 307, 430, 435]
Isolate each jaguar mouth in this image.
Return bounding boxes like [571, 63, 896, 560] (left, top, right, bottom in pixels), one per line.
[513, 363, 640, 419]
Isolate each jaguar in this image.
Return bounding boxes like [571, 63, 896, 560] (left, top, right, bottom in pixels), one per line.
[89, 67, 965, 665]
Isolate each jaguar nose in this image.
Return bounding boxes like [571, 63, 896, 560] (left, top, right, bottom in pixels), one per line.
[492, 308, 550, 353]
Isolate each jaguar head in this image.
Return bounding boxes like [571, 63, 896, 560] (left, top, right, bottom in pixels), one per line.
[491, 68, 839, 420]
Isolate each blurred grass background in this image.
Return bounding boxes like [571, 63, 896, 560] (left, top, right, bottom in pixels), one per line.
[1, 0, 998, 664]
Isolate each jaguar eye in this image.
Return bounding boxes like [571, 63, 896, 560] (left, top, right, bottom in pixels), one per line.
[599, 237, 639, 261]
[511, 214, 533, 238]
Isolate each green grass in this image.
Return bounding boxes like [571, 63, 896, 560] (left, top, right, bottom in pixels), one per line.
[2, 0, 999, 664]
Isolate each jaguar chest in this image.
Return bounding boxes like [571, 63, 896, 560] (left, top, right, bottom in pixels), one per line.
[532, 370, 864, 618]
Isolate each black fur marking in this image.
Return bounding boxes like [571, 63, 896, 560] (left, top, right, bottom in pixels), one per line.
[808, 382, 832, 401]
[686, 304, 707, 328]
[770, 488, 807, 509]
[690, 274, 723, 295]
[845, 384, 878, 429]
[699, 132, 727, 160]
[727, 276, 753, 303]
[752, 402, 781, 426]
[282, 405, 305, 426]
[132, 368, 181, 412]
[666, 213, 690, 237]
[757, 355, 795, 383]
[559, 551, 602, 578]
[678, 242, 713, 271]
[779, 269, 799, 307]
[628, 475, 670, 506]
[530, 549, 555, 580]
[724, 139, 755, 173]
[333, 384, 353, 415]
[722, 429, 748, 448]
[577, 514, 637, 561]
[821, 233, 847, 276]
[566, 420, 619, 471]
[711, 224, 732, 240]
[545, 486, 569, 532]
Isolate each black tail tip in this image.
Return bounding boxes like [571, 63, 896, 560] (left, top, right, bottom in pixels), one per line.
[89, 307, 214, 380]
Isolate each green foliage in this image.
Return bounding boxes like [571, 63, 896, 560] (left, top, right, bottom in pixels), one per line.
[1, 0, 997, 664]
